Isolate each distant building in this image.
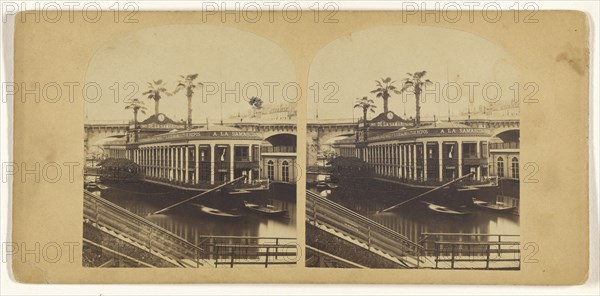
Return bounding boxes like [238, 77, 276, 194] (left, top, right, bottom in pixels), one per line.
[231, 103, 297, 122]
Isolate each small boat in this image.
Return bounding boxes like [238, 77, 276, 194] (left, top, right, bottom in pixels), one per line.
[319, 189, 331, 197]
[327, 182, 339, 189]
[472, 198, 516, 213]
[227, 189, 251, 195]
[195, 204, 243, 218]
[315, 174, 330, 188]
[422, 202, 469, 215]
[243, 201, 287, 216]
[85, 182, 99, 190]
[97, 184, 109, 190]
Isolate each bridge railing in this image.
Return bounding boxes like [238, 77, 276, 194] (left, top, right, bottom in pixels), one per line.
[420, 233, 521, 269]
[83, 191, 207, 267]
[306, 191, 423, 267]
[195, 236, 298, 268]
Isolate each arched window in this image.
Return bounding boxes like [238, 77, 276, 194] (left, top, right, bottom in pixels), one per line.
[497, 157, 504, 177]
[267, 160, 274, 181]
[282, 161, 289, 182]
[511, 157, 519, 179]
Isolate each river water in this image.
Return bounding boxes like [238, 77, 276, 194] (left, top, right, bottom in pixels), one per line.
[314, 180, 519, 243]
[92, 182, 297, 242]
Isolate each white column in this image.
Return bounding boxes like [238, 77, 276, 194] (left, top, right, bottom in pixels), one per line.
[379, 146, 383, 175]
[210, 144, 215, 185]
[150, 147, 154, 177]
[158, 147, 163, 178]
[476, 141, 481, 180]
[413, 144, 417, 181]
[438, 141, 444, 182]
[423, 142, 428, 181]
[387, 145, 391, 176]
[229, 145, 235, 182]
[171, 147, 175, 181]
[152, 147, 155, 178]
[184, 146, 189, 183]
[168, 147, 173, 180]
[195, 144, 200, 184]
[247, 145, 253, 183]
[401, 145, 406, 179]
[175, 147, 179, 181]
[458, 141, 463, 178]
[148, 148, 152, 177]
[162, 147, 165, 178]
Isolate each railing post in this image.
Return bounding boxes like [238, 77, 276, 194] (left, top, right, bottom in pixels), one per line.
[450, 244, 455, 269]
[265, 247, 269, 268]
[230, 248, 234, 268]
[212, 245, 219, 268]
[497, 235, 502, 258]
[435, 243, 439, 269]
[486, 244, 491, 269]
[275, 238, 279, 259]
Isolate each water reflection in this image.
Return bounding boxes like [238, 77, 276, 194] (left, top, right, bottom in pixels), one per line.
[94, 182, 296, 243]
[318, 186, 519, 243]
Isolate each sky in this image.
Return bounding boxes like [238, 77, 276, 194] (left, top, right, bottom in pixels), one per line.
[84, 24, 296, 123]
[307, 25, 520, 121]
[84, 24, 519, 123]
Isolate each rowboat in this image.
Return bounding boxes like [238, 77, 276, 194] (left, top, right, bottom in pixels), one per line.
[194, 204, 244, 218]
[422, 202, 469, 215]
[327, 182, 339, 189]
[472, 198, 516, 213]
[84, 182, 99, 190]
[243, 201, 287, 216]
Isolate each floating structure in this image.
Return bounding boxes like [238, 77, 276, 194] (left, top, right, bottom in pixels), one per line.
[103, 113, 263, 189]
[335, 111, 493, 183]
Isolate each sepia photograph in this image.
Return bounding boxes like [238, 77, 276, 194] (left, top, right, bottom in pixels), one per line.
[306, 25, 521, 269]
[82, 25, 298, 268]
[4, 5, 593, 289]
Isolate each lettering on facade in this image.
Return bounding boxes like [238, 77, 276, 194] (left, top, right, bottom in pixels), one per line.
[136, 130, 261, 144]
[369, 127, 490, 142]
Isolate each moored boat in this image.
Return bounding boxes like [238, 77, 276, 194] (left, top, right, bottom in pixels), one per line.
[422, 201, 469, 215]
[194, 204, 244, 218]
[472, 198, 516, 213]
[85, 182, 99, 190]
[243, 201, 287, 216]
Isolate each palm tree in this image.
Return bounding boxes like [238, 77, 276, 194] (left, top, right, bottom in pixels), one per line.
[353, 96, 376, 124]
[142, 79, 170, 116]
[371, 77, 400, 114]
[401, 71, 432, 126]
[125, 98, 146, 142]
[173, 74, 203, 129]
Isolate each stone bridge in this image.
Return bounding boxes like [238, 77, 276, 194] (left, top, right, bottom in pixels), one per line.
[85, 118, 519, 157]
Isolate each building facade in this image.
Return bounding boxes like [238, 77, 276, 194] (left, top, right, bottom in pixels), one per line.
[129, 126, 262, 186]
[260, 146, 297, 184]
[101, 113, 299, 188]
[333, 111, 500, 183]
